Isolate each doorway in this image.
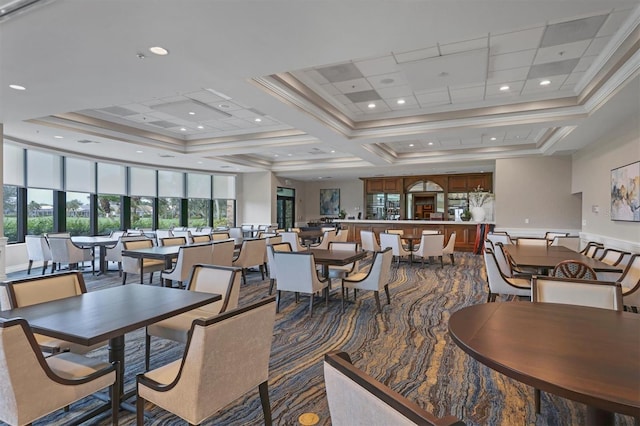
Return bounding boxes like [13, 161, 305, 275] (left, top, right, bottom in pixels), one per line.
[277, 187, 295, 230]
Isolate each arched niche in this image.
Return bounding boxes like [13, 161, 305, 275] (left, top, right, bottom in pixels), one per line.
[405, 180, 445, 219]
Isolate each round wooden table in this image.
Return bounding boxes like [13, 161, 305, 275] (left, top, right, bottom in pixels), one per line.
[448, 302, 640, 425]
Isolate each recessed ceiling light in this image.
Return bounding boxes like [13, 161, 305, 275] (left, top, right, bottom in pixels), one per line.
[180, 127, 187, 131]
[197, 161, 203, 164]
[54, 135, 64, 139]
[380, 78, 395, 84]
[9, 84, 26, 90]
[197, 125, 204, 129]
[218, 104, 230, 108]
[318, 177, 322, 179]
[287, 154, 292, 157]
[539, 80, 551, 86]
[499, 85, 510, 91]
[409, 143, 414, 147]
[428, 142, 434, 146]
[368, 103, 376, 109]
[490, 137, 497, 141]
[397, 99, 406, 105]
[149, 46, 169, 56]
[136, 150, 143, 153]
[330, 150, 335, 153]
[274, 154, 279, 157]
[254, 118, 262, 122]
[188, 111, 195, 115]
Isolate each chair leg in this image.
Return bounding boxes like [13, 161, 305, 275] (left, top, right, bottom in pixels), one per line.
[122, 272, 127, 285]
[117, 262, 122, 277]
[449, 253, 455, 265]
[276, 290, 281, 313]
[309, 293, 314, 317]
[439, 256, 443, 268]
[374, 291, 382, 313]
[259, 264, 265, 280]
[535, 388, 541, 414]
[144, 333, 151, 371]
[259, 380, 272, 426]
[269, 278, 275, 295]
[241, 269, 247, 285]
[27, 259, 33, 274]
[325, 287, 329, 308]
[384, 284, 391, 304]
[136, 394, 145, 425]
[341, 285, 345, 312]
[487, 291, 492, 303]
[42, 260, 49, 275]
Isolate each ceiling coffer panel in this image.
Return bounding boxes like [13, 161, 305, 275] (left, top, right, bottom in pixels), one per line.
[150, 99, 232, 120]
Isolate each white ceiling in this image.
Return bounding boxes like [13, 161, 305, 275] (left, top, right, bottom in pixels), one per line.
[1, 0, 639, 181]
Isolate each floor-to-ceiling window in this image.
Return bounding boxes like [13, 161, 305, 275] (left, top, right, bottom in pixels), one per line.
[187, 173, 211, 228]
[213, 175, 236, 228]
[97, 162, 126, 235]
[2, 185, 19, 242]
[26, 150, 62, 235]
[64, 157, 96, 236]
[3, 144, 23, 242]
[277, 187, 295, 230]
[158, 170, 184, 229]
[129, 167, 157, 230]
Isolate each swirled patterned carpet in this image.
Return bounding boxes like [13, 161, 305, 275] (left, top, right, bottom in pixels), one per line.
[4, 253, 637, 425]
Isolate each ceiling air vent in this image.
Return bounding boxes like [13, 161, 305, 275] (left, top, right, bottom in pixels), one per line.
[77, 139, 100, 144]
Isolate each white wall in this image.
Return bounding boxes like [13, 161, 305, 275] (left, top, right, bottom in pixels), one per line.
[494, 156, 581, 236]
[572, 118, 640, 252]
[303, 179, 364, 222]
[239, 171, 274, 225]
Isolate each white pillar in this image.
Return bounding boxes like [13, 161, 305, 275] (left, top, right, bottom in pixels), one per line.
[0, 123, 7, 280]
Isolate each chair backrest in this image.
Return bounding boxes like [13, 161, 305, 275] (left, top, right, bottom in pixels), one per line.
[155, 297, 276, 422]
[234, 238, 267, 268]
[314, 230, 338, 250]
[386, 229, 404, 236]
[552, 260, 597, 280]
[228, 227, 243, 240]
[45, 232, 71, 238]
[106, 235, 149, 262]
[483, 248, 530, 296]
[443, 232, 456, 254]
[486, 233, 513, 245]
[47, 236, 73, 262]
[532, 276, 623, 311]
[324, 351, 463, 426]
[416, 234, 444, 257]
[267, 242, 293, 280]
[280, 231, 305, 252]
[551, 236, 580, 251]
[25, 235, 51, 262]
[121, 238, 155, 271]
[492, 243, 514, 276]
[154, 229, 173, 242]
[516, 237, 549, 247]
[273, 251, 324, 293]
[211, 232, 231, 241]
[5, 271, 86, 308]
[187, 265, 242, 315]
[335, 229, 349, 242]
[360, 230, 380, 252]
[545, 231, 569, 242]
[210, 240, 235, 267]
[580, 241, 604, 257]
[379, 233, 403, 256]
[598, 248, 629, 266]
[421, 230, 440, 235]
[348, 248, 393, 292]
[172, 230, 193, 244]
[191, 234, 213, 244]
[619, 254, 640, 295]
[160, 236, 188, 247]
[169, 244, 214, 282]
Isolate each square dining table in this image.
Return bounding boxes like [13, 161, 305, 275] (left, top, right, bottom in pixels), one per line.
[0, 284, 219, 415]
[504, 244, 623, 275]
[310, 248, 368, 277]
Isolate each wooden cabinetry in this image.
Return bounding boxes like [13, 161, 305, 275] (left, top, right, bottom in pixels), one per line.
[365, 178, 401, 193]
[447, 174, 492, 192]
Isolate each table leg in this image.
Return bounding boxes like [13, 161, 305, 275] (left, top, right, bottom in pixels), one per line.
[586, 406, 614, 426]
[98, 246, 107, 275]
[108, 335, 125, 400]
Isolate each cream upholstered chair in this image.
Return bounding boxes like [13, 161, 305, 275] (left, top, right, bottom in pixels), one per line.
[191, 234, 212, 244]
[551, 260, 597, 280]
[4, 271, 107, 354]
[618, 254, 640, 312]
[160, 244, 213, 288]
[266, 242, 291, 295]
[211, 231, 231, 241]
[484, 247, 530, 302]
[105, 234, 148, 277]
[341, 248, 393, 313]
[159, 236, 187, 247]
[495, 242, 539, 276]
[379, 233, 412, 266]
[516, 237, 548, 247]
[210, 239, 235, 267]
[531, 275, 623, 413]
[154, 229, 173, 243]
[335, 229, 349, 242]
[280, 231, 306, 252]
[360, 230, 380, 252]
[324, 351, 463, 426]
[421, 229, 440, 235]
[145, 264, 242, 370]
[228, 227, 244, 243]
[121, 239, 165, 285]
[263, 235, 283, 273]
[0, 317, 119, 426]
[48, 236, 94, 274]
[310, 230, 338, 250]
[413, 234, 444, 267]
[171, 230, 193, 244]
[327, 242, 360, 283]
[273, 251, 330, 316]
[442, 232, 457, 265]
[25, 235, 53, 275]
[544, 231, 569, 243]
[580, 241, 604, 257]
[598, 248, 630, 267]
[137, 297, 276, 425]
[550, 236, 580, 251]
[485, 232, 513, 245]
[233, 238, 267, 284]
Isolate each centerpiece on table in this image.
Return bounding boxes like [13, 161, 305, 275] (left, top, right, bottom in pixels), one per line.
[468, 185, 494, 222]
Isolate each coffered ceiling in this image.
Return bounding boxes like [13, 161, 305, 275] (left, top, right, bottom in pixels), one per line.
[1, 1, 639, 181]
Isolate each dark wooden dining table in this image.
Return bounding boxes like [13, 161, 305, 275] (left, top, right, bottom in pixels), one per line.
[72, 236, 119, 275]
[310, 248, 368, 277]
[121, 245, 181, 286]
[401, 233, 423, 263]
[504, 244, 623, 275]
[449, 302, 640, 425]
[0, 284, 219, 416]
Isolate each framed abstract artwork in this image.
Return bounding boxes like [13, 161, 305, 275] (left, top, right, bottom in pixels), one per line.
[610, 161, 639, 222]
[320, 188, 340, 215]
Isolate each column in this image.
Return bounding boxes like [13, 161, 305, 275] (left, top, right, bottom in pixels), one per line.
[0, 123, 7, 280]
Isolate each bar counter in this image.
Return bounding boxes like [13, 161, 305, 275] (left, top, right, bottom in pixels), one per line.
[334, 219, 494, 252]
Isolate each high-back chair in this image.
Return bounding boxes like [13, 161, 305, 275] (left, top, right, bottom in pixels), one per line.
[228, 227, 244, 243]
[341, 248, 393, 313]
[154, 229, 173, 243]
[3, 271, 107, 354]
[263, 235, 283, 272]
[0, 317, 119, 426]
[484, 247, 530, 302]
[48, 236, 94, 274]
[211, 232, 231, 241]
[379, 233, 412, 266]
[273, 251, 329, 316]
[335, 229, 349, 242]
[159, 236, 187, 247]
[266, 242, 292, 295]
[413, 234, 444, 267]
[618, 254, 640, 312]
[360, 230, 380, 252]
[233, 238, 267, 284]
[105, 234, 148, 276]
[552, 260, 597, 280]
[311, 230, 338, 250]
[544, 231, 569, 243]
[485, 232, 513, 245]
[210, 239, 235, 267]
[550, 236, 580, 251]
[171, 230, 193, 244]
[191, 233, 213, 244]
[145, 265, 242, 370]
[421, 229, 440, 235]
[580, 241, 604, 257]
[136, 298, 276, 425]
[121, 238, 165, 284]
[160, 244, 213, 288]
[25, 235, 53, 275]
[515, 237, 548, 247]
[442, 232, 457, 265]
[598, 248, 630, 266]
[280, 231, 306, 251]
[324, 351, 463, 426]
[327, 242, 360, 283]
